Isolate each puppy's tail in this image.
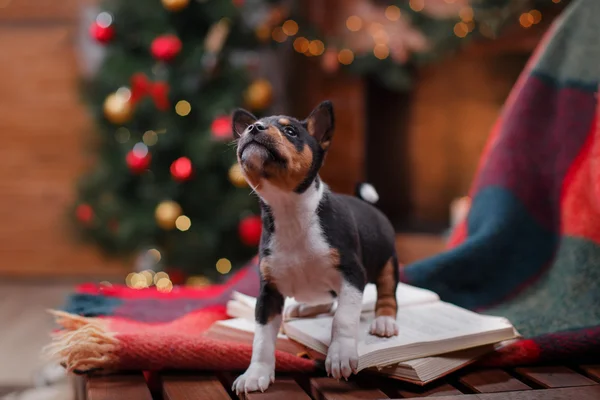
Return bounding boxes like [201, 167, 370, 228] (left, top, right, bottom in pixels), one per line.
[354, 182, 379, 204]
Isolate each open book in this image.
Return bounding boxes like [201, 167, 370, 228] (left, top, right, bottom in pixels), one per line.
[220, 283, 519, 384]
[226, 281, 441, 320]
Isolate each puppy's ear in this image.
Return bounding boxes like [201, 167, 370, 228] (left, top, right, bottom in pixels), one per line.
[304, 101, 335, 150]
[232, 108, 257, 137]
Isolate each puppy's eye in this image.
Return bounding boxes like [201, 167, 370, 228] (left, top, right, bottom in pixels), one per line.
[284, 126, 297, 137]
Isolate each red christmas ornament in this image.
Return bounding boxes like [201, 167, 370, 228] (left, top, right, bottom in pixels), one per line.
[76, 204, 94, 224]
[90, 21, 115, 44]
[170, 157, 193, 181]
[151, 34, 182, 62]
[239, 215, 262, 246]
[126, 150, 151, 173]
[211, 115, 233, 140]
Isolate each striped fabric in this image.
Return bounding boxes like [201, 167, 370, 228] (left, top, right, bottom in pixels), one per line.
[403, 0, 600, 366]
[58, 0, 599, 372]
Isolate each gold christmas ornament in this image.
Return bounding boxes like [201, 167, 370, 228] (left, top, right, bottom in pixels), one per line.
[161, 0, 190, 12]
[244, 79, 273, 111]
[103, 92, 133, 125]
[155, 200, 182, 230]
[228, 163, 248, 188]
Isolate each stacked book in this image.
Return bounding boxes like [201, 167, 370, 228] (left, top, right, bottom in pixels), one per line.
[205, 283, 519, 385]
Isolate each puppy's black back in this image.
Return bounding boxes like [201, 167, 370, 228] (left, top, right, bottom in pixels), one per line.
[318, 190, 397, 288]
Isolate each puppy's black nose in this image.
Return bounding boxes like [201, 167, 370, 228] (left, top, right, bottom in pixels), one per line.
[248, 123, 266, 135]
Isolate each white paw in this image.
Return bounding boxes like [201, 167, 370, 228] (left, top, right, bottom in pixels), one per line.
[283, 302, 333, 320]
[369, 316, 399, 337]
[232, 363, 274, 395]
[325, 338, 358, 380]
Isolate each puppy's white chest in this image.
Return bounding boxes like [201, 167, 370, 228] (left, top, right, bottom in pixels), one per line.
[269, 223, 340, 304]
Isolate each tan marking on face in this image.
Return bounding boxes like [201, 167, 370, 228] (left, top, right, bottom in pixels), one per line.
[260, 258, 273, 283]
[278, 118, 290, 125]
[307, 118, 316, 137]
[375, 258, 397, 317]
[329, 248, 340, 267]
[263, 125, 313, 191]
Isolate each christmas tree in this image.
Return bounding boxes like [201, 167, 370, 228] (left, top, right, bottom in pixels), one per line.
[74, 0, 283, 281]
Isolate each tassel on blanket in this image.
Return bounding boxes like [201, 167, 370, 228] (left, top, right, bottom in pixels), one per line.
[43, 310, 318, 375]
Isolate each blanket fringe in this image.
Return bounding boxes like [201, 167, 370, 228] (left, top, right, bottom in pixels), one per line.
[43, 310, 119, 374]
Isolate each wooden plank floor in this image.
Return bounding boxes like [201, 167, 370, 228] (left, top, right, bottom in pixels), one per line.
[81, 364, 600, 400]
[0, 282, 72, 388]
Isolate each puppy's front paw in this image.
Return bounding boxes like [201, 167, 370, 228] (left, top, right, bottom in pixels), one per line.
[369, 316, 399, 337]
[325, 338, 358, 380]
[232, 363, 274, 395]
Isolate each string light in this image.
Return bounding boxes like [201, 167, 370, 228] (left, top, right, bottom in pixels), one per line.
[459, 7, 474, 22]
[132, 142, 148, 157]
[530, 10, 542, 24]
[385, 6, 401, 21]
[346, 16, 362, 32]
[371, 29, 388, 45]
[154, 271, 169, 285]
[187, 276, 210, 287]
[519, 12, 534, 28]
[125, 272, 148, 289]
[271, 27, 287, 42]
[116, 87, 131, 101]
[148, 248, 161, 262]
[409, 0, 424, 12]
[143, 130, 158, 146]
[308, 40, 325, 56]
[156, 277, 173, 293]
[140, 270, 155, 286]
[338, 49, 354, 65]
[373, 44, 389, 59]
[454, 22, 469, 38]
[293, 37, 309, 53]
[282, 20, 298, 36]
[255, 24, 271, 42]
[175, 215, 191, 231]
[216, 258, 232, 274]
[175, 100, 191, 116]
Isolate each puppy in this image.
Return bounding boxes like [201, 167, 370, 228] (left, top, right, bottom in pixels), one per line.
[231, 101, 399, 394]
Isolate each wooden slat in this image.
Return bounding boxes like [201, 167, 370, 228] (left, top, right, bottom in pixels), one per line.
[396, 383, 463, 398]
[310, 377, 389, 399]
[581, 365, 600, 381]
[460, 369, 531, 393]
[243, 378, 311, 400]
[163, 375, 231, 400]
[87, 374, 152, 400]
[516, 366, 598, 388]
[393, 385, 600, 400]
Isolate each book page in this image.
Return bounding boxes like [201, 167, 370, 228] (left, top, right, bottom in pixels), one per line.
[217, 318, 289, 339]
[284, 301, 513, 357]
[232, 281, 438, 317]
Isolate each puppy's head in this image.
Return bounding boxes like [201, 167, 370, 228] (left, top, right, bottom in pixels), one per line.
[232, 101, 334, 193]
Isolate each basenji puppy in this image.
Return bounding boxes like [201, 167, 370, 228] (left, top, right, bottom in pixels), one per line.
[231, 101, 399, 394]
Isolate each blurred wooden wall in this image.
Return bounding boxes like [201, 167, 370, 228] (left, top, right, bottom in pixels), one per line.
[0, 0, 127, 277]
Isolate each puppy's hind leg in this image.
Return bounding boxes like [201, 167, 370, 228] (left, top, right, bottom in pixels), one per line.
[369, 255, 399, 337]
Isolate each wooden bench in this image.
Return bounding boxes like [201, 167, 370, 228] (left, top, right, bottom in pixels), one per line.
[75, 364, 600, 399]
